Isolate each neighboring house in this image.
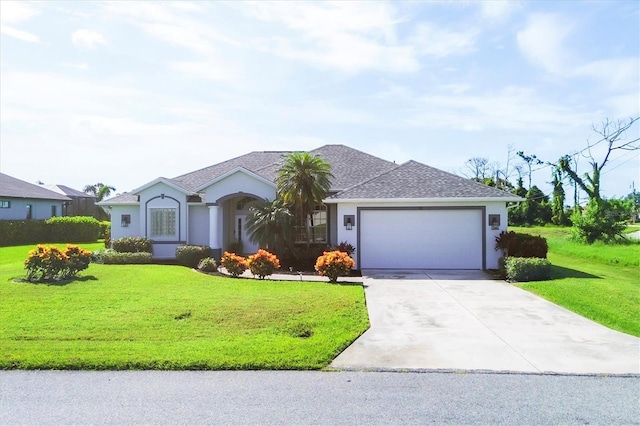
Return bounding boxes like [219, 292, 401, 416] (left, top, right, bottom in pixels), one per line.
[99, 145, 521, 269]
[0, 173, 70, 220]
[45, 184, 98, 217]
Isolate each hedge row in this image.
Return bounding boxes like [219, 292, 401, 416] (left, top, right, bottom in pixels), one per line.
[495, 231, 548, 258]
[0, 217, 101, 247]
[505, 257, 552, 282]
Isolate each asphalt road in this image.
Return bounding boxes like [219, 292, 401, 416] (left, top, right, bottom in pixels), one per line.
[1, 371, 638, 425]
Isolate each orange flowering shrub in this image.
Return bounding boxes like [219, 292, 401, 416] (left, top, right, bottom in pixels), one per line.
[315, 250, 355, 283]
[221, 251, 247, 278]
[24, 244, 92, 282]
[246, 249, 281, 279]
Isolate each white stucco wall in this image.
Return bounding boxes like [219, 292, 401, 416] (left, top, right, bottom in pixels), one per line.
[108, 205, 141, 242]
[188, 204, 209, 246]
[201, 171, 276, 204]
[0, 199, 65, 221]
[334, 200, 509, 270]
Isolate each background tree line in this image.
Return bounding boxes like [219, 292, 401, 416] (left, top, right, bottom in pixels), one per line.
[461, 117, 639, 243]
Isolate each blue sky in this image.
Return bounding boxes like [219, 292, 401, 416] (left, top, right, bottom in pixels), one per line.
[1, 1, 638, 201]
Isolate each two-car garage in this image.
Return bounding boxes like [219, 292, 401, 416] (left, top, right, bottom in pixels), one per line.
[358, 208, 484, 270]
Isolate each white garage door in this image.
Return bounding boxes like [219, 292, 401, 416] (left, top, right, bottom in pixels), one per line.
[359, 209, 483, 269]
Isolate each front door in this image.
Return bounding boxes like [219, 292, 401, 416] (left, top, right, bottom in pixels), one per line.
[235, 214, 259, 254]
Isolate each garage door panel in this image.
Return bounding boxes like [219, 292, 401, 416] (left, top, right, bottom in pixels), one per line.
[360, 209, 482, 269]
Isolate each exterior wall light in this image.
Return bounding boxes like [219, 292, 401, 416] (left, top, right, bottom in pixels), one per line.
[344, 215, 355, 230]
[489, 214, 500, 230]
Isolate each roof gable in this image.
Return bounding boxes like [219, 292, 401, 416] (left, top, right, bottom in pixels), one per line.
[0, 173, 71, 201]
[193, 166, 276, 192]
[327, 160, 522, 201]
[171, 151, 289, 192]
[131, 177, 192, 195]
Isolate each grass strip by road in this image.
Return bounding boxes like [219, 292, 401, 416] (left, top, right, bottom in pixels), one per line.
[0, 244, 369, 370]
[510, 226, 639, 337]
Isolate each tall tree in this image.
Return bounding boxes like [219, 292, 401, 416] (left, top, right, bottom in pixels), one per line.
[84, 183, 116, 202]
[276, 152, 333, 246]
[557, 117, 639, 242]
[558, 117, 639, 204]
[463, 157, 489, 180]
[517, 151, 543, 189]
[551, 167, 568, 225]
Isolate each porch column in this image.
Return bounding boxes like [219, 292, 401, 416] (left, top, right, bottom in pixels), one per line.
[208, 205, 222, 250]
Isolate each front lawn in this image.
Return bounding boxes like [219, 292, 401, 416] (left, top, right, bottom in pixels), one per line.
[510, 226, 639, 337]
[0, 244, 369, 370]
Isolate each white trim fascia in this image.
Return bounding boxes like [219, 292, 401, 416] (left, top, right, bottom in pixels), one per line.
[323, 196, 525, 204]
[131, 177, 192, 195]
[96, 200, 139, 206]
[193, 166, 276, 192]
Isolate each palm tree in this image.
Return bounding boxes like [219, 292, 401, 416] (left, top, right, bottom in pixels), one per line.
[84, 183, 116, 202]
[245, 199, 294, 256]
[276, 152, 333, 246]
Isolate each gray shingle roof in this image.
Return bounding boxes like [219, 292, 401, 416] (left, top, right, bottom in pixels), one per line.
[328, 160, 520, 200]
[171, 151, 289, 191]
[0, 173, 71, 201]
[310, 145, 397, 191]
[98, 192, 138, 204]
[100, 144, 521, 204]
[45, 184, 95, 198]
[168, 145, 398, 193]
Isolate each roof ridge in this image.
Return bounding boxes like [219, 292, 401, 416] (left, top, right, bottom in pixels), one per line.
[407, 159, 517, 197]
[330, 161, 405, 198]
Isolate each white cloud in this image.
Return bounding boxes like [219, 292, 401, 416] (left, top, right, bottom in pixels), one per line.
[479, 1, 519, 23]
[411, 24, 478, 57]
[0, 25, 40, 43]
[0, 1, 39, 23]
[406, 86, 594, 133]
[72, 29, 107, 49]
[0, 1, 40, 43]
[169, 60, 237, 82]
[574, 57, 639, 92]
[61, 62, 90, 71]
[244, 2, 420, 74]
[517, 13, 574, 74]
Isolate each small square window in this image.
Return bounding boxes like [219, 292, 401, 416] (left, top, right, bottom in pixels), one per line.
[121, 214, 131, 227]
[51, 205, 57, 217]
[0, 200, 10, 208]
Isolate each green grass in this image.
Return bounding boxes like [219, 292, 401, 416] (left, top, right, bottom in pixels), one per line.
[0, 243, 369, 370]
[510, 226, 640, 337]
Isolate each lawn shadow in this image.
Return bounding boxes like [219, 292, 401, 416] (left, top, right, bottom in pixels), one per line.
[550, 265, 601, 279]
[12, 275, 98, 286]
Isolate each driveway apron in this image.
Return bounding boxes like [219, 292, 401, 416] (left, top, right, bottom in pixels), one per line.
[331, 270, 639, 374]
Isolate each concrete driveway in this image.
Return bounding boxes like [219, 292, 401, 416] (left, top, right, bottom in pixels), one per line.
[331, 270, 639, 375]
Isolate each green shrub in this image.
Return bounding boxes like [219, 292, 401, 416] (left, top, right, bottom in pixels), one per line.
[24, 244, 92, 282]
[176, 245, 211, 268]
[197, 257, 218, 273]
[99, 221, 111, 240]
[0, 220, 48, 246]
[101, 251, 152, 264]
[46, 216, 101, 243]
[111, 237, 152, 253]
[572, 200, 628, 244]
[495, 231, 548, 258]
[226, 241, 243, 254]
[505, 257, 552, 282]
